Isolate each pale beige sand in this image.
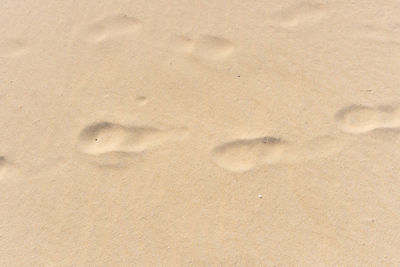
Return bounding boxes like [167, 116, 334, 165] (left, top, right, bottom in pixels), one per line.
[1, 0, 400, 266]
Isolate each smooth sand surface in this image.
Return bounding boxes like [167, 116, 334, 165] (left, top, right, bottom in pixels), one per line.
[1, 0, 400, 265]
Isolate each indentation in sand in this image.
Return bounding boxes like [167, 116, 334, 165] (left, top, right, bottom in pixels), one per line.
[85, 14, 142, 43]
[358, 23, 400, 44]
[192, 35, 235, 60]
[173, 35, 235, 61]
[0, 157, 6, 173]
[335, 105, 400, 134]
[270, 2, 327, 27]
[135, 96, 148, 106]
[0, 39, 27, 58]
[212, 135, 345, 172]
[77, 122, 188, 154]
[0, 157, 11, 179]
[212, 137, 287, 172]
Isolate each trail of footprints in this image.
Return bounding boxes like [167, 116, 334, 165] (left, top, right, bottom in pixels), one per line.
[5, 7, 399, 61]
[74, 10, 400, 172]
[83, 13, 236, 61]
[2, 2, 328, 59]
[3, 9, 399, 174]
[77, 119, 347, 172]
[210, 104, 400, 172]
[11, 3, 398, 61]
[2, 102, 392, 174]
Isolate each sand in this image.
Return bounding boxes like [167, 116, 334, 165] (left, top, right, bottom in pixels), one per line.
[1, 0, 400, 266]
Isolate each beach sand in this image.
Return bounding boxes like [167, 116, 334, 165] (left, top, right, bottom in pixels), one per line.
[1, 0, 400, 265]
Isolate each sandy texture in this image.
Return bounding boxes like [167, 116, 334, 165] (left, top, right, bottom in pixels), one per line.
[1, 0, 400, 266]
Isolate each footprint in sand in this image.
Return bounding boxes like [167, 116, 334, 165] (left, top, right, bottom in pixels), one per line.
[85, 14, 142, 43]
[335, 105, 400, 134]
[135, 96, 148, 106]
[0, 39, 27, 58]
[172, 35, 235, 61]
[77, 122, 188, 155]
[270, 2, 327, 28]
[212, 135, 345, 172]
[358, 23, 400, 45]
[212, 137, 286, 172]
[0, 157, 12, 179]
[0, 157, 6, 174]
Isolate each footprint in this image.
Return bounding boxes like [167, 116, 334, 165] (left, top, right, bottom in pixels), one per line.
[270, 2, 327, 28]
[77, 122, 188, 155]
[85, 14, 142, 43]
[0, 157, 15, 180]
[173, 35, 235, 61]
[211, 137, 287, 172]
[191, 35, 235, 60]
[335, 105, 400, 134]
[358, 23, 400, 45]
[135, 96, 148, 106]
[0, 157, 7, 176]
[0, 39, 27, 58]
[212, 135, 345, 172]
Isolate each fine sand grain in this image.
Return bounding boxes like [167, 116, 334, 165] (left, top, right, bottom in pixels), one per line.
[1, 0, 400, 266]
